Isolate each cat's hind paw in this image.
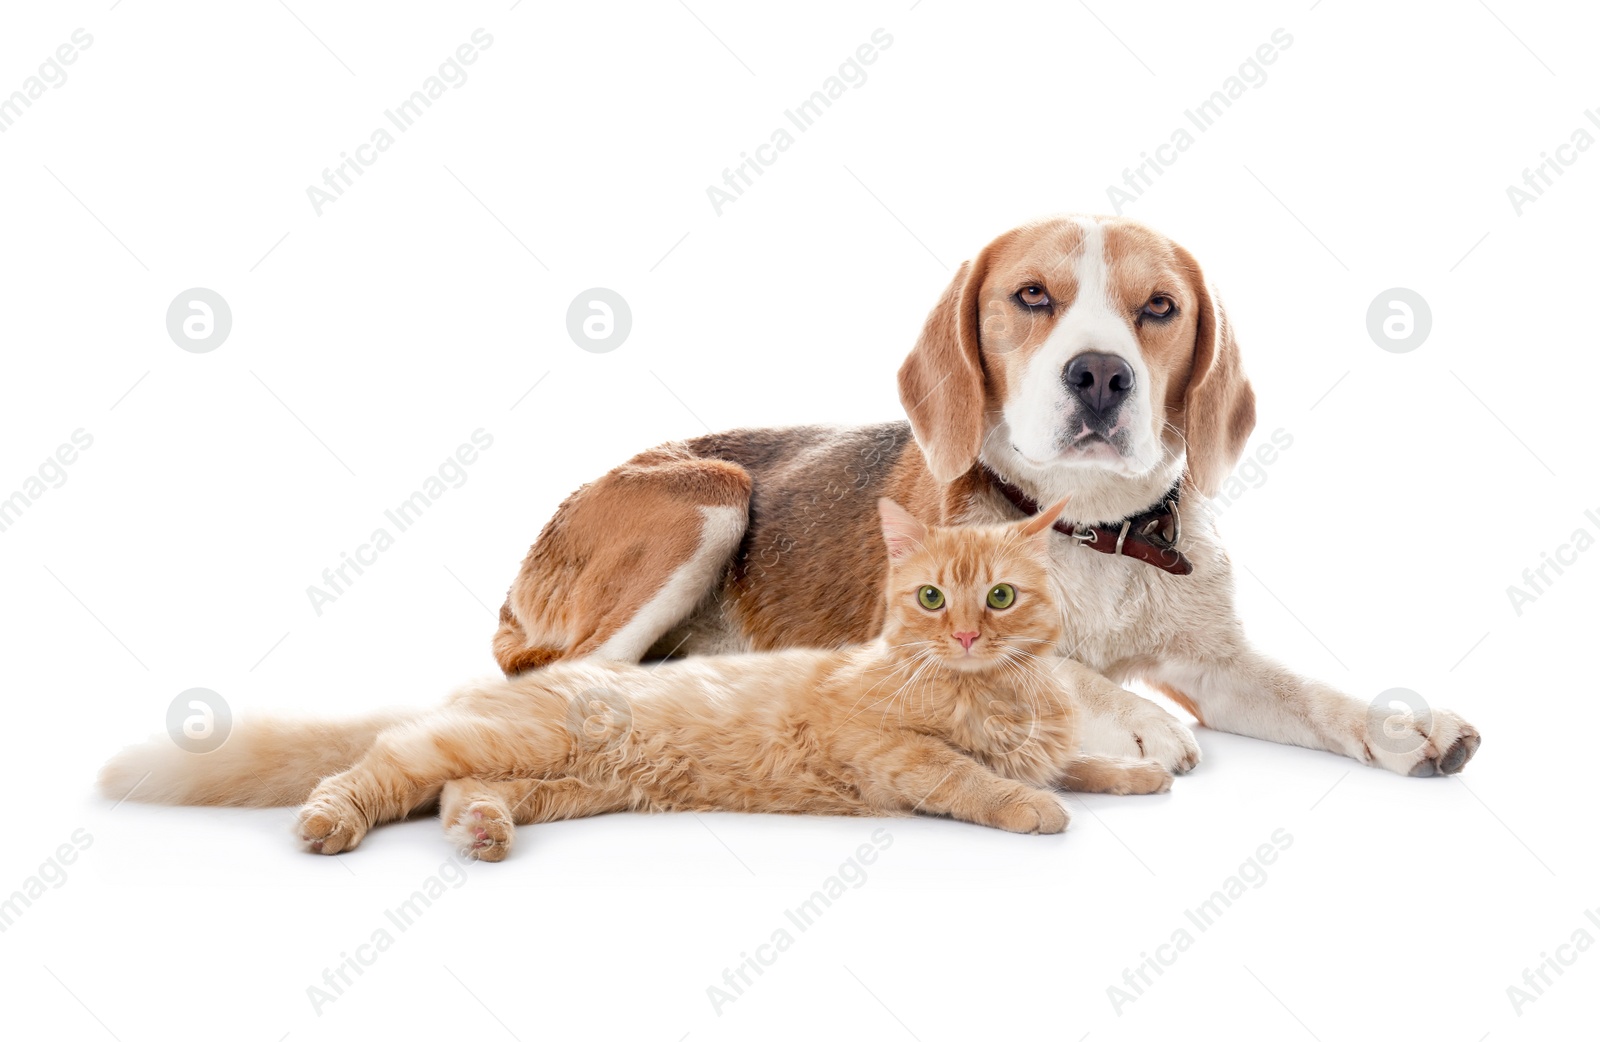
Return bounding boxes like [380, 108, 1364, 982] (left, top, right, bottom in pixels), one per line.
[445, 800, 516, 862]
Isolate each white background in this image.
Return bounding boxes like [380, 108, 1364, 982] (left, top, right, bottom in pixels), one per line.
[2, 1, 1596, 1039]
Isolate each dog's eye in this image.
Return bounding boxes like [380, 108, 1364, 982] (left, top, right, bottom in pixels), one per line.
[1142, 295, 1176, 320]
[1016, 285, 1051, 309]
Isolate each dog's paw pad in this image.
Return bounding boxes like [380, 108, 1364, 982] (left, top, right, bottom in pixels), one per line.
[1439, 730, 1480, 775]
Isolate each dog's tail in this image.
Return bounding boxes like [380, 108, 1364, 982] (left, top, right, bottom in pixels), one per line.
[97, 708, 419, 807]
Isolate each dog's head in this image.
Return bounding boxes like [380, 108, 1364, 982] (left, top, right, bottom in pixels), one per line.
[898, 216, 1255, 500]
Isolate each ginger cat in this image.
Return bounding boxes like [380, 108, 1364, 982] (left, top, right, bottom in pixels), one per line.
[99, 499, 1173, 860]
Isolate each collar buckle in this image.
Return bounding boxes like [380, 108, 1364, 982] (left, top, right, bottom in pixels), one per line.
[981, 466, 1194, 577]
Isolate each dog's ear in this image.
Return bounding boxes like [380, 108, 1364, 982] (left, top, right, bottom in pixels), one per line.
[898, 258, 988, 484]
[1177, 248, 1256, 498]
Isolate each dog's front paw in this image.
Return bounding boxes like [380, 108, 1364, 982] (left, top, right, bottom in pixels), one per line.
[1084, 705, 1201, 775]
[1138, 709, 1201, 774]
[1366, 703, 1481, 777]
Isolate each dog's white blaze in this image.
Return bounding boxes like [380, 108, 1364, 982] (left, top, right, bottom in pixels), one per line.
[1000, 217, 1161, 478]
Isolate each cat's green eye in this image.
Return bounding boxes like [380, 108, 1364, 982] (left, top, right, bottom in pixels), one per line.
[917, 585, 946, 610]
[987, 583, 1017, 610]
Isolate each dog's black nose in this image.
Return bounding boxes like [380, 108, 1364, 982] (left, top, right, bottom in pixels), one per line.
[1063, 352, 1135, 416]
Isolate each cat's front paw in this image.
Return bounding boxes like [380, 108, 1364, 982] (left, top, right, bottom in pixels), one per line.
[298, 786, 368, 855]
[444, 799, 516, 862]
[994, 791, 1069, 835]
[1113, 759, 1174, 795]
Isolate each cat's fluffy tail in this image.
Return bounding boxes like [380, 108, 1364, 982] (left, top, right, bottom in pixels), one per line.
[97, 709, 418, 807]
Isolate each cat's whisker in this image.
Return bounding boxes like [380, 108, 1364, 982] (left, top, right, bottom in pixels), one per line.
[899, 648, 944, 727]
[830, 648, 941, 735]
[845, 649, 927, 702]
[990, 655, 1059, 725]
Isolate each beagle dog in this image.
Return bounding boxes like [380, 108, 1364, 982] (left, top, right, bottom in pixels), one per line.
[493, 214, 1479, 781]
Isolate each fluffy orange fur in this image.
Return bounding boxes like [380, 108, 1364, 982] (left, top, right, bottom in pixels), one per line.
[100, 500, 1172, 860]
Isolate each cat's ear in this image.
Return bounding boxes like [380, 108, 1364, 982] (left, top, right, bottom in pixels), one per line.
[877, 498, 927, 560]
[1018, 497, 1070, 540]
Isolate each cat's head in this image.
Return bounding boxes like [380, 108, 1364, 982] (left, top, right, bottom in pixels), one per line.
[876, 498, 1067, 672]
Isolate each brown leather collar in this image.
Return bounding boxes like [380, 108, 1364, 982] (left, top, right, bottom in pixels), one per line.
[982, 468, 1193, 576]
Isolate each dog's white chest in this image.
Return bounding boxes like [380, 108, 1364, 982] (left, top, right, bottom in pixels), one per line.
[1042, 533, 1209, 672]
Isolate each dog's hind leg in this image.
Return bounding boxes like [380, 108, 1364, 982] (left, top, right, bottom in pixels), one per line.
[493, 442, 751, 674]
[473, 446, 750, 846]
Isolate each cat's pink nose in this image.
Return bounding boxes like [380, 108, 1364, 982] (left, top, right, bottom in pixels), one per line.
[952, 631, 980, 651]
